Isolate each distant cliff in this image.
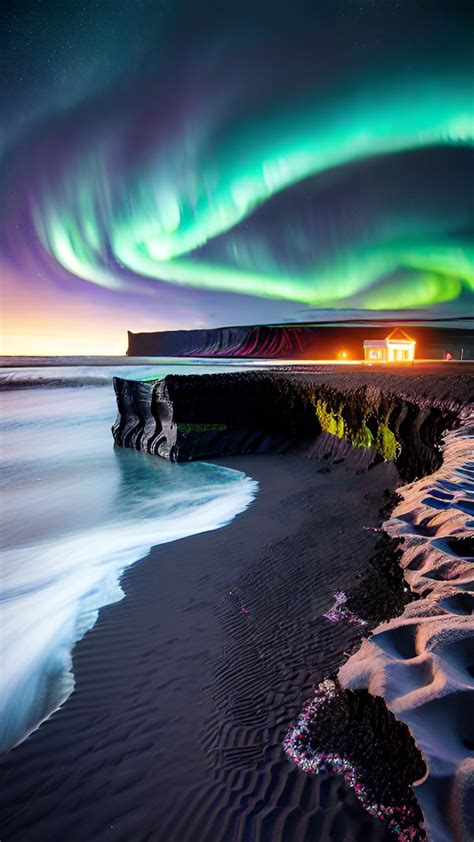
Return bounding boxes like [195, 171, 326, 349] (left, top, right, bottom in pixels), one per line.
[128, 325, 313, 357]
[127, 322, 473, 359]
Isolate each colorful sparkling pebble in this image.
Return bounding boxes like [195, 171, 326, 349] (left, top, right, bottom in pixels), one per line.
[283, 680, 423, 842]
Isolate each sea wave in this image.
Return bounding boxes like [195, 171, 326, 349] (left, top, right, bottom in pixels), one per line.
[0, 385, 258, 752]
[0, 358, 268, 390]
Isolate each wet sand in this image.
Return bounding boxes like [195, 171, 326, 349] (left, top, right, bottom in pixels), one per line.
[0, 452, 399, 842]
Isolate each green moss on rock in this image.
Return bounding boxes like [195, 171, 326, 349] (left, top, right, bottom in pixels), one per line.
[311, 393, 401, 461]
[375, 423, 401, 461]
[312, 399, 345, 438]
[351, 422, 374, 450]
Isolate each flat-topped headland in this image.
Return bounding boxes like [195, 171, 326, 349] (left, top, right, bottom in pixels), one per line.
[126, 320, 474, 360]
[112, 366, 470, 479]
[111, 365, 473, 841]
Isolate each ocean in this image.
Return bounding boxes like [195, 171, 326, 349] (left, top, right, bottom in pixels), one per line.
[0, 361, 259, 752]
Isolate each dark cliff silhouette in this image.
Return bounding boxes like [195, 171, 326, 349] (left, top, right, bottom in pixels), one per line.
[127, 320, 473, 360]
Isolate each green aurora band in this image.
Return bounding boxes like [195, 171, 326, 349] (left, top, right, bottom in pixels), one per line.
[33, 68, 473, 309]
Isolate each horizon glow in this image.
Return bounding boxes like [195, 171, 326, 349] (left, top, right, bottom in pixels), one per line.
[1, 0, 473, 352]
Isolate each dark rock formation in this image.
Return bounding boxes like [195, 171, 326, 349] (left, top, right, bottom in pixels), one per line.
[304, 685, 427, 812]
[127, 322, 474, 360]
[112, 372, 459, 481]
[112, 373, 319, 463]
[346, 533, 418, 628]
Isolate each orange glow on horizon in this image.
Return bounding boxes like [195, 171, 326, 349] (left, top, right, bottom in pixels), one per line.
[1, 262, 179, 356]
[1, 303, 130, 356]
[1, 331, 127, 357]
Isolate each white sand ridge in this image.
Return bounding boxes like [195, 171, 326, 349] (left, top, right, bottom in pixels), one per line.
[339, 409, 474, 842]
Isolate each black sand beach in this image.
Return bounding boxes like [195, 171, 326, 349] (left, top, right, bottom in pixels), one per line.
[0, 451, 399, 842]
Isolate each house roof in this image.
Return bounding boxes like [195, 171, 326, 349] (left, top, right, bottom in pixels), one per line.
[385, 328, 415, 343]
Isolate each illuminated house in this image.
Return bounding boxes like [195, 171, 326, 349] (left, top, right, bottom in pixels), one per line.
[363, 328, 416, 363]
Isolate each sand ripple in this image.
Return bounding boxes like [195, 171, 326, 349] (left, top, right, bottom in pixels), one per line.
[0, 456, 396, 841]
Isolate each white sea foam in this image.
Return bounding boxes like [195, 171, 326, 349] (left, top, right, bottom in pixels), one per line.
[0, 357, 265, 389]
[0, 383, 258, 752]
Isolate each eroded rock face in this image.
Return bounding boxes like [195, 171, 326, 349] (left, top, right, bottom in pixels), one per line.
[113, 373, 321, 461]
[112, 377, 178, 459]
[112, 372, 458, 481]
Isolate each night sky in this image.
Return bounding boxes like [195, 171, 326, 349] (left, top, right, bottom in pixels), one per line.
[1, 0, 473, 354]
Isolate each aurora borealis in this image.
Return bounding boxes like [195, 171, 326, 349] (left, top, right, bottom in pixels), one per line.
[1, 0, 473, 353]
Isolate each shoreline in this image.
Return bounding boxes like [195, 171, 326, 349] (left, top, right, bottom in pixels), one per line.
[1, 361, 472, 392]
[1, 367, 472, 841]
[1, 450, 401, 842]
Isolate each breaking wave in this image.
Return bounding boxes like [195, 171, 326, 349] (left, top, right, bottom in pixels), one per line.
[0, 384, 258, 752]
